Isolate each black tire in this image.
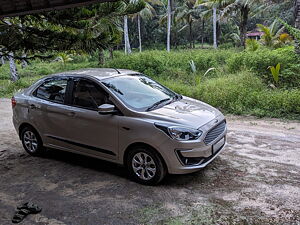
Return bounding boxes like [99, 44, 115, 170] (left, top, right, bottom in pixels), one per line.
[20, 126, 44, 156]
[126, 146, 167, 185]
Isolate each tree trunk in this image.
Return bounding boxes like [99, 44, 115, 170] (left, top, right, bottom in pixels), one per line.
[21, 53, 28, 68]
[0, 52, 5, 65]
[217, 21, 221, 45]
[189, 21, 193, 49]
[124, 15, 131, 54]
[109, 48, 114, 59]
[202, 19, 205, 48]
[240, 6, 249, 48]
[137, 14, 142, 52]
[174, 29, 178, 49]
[167, 0, 172, 52]
[213, 7, 217, 49]
[98, 50, 105, 65]
[294, 0, 300, 54]
[8, 52, 19, 82]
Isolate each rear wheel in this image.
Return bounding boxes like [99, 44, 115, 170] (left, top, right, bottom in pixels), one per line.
[21, 126, 44, 156]
[127, 146, 166, 185]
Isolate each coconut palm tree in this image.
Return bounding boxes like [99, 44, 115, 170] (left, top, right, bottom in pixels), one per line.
[131, 0, 162, 52]
[213, 7, 217, 48]
[124, 15, 132, 54]
[294, 0, 300, 53]
[167, 0, 172, 51]
[196, 0, 224, 49]
[294, 1, 300, 32]
[159, 1, 181, 49]
[220, 0, 268, 47]
[176, 0, 202, 48]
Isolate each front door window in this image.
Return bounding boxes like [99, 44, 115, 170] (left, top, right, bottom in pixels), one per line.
[72, 79, 109, 110]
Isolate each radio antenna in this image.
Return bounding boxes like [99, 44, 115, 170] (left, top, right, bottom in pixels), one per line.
[113, 68, 121, 74]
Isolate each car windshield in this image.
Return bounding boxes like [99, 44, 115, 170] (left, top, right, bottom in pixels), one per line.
[102, 75, 179, 111]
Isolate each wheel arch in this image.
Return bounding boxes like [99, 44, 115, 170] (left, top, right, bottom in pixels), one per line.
[123, 142, 168, 173]
[18, 123, 42, 141]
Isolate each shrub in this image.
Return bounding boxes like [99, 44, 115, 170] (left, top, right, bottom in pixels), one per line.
[246, 39, 260, 51]
[227, 46, 300, 88]
[104, 49, 236, 72]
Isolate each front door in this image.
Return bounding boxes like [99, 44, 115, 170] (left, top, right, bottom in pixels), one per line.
[59, 78, 119, 160]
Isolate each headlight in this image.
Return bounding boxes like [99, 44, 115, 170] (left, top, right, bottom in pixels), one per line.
[155, 124, 202, 141]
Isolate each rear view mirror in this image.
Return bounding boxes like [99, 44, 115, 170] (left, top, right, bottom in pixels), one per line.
[98, 104, 118, 115]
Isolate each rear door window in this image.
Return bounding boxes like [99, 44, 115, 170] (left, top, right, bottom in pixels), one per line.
[34, 78, 68, 104]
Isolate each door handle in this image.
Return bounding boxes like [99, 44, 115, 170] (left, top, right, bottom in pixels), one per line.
[67, 112, 76, 117]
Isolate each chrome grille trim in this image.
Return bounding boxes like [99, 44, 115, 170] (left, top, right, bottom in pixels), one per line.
[203, 121, 226, 145]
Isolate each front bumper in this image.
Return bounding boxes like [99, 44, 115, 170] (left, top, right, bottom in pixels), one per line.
[160, 117, 227, 174]
[172, 137, 226, 174]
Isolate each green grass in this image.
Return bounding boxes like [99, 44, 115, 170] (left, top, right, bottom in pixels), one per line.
[1, 48, 300, 120]
[159, 73, 300, 119]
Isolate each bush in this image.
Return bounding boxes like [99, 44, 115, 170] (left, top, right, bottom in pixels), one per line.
[227, 46, 300, 88]
[103, 49, 237, 76]
[246, 39, 260, 51]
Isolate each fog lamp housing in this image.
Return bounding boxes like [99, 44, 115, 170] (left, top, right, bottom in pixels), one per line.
[176, 150, 205, 166]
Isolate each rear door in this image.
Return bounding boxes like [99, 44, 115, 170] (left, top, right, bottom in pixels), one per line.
[29, 77, 71, 144]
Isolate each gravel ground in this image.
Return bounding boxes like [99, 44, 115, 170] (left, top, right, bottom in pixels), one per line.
[0, 98, 300, 225]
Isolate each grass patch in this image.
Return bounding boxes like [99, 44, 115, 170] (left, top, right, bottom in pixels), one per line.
[160, 72, 300, 120]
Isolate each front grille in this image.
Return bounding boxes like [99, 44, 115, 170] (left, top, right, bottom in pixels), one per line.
[204, 121, 226, 145]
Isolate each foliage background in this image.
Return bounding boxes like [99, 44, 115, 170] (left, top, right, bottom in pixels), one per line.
[1, 47, 299, 120]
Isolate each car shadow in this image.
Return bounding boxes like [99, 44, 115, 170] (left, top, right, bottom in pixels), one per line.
[38, 148, 211, 187]
[41, 148, 128, 179]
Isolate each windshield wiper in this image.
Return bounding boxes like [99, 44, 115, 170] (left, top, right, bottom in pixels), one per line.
[146, 98, 171, 111]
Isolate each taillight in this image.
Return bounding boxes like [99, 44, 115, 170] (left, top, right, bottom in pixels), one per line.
[11, 97, 17, 108]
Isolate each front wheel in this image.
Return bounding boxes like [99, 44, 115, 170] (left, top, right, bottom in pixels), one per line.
[21, 126, 44, 156]
[127, 146, 166, 185]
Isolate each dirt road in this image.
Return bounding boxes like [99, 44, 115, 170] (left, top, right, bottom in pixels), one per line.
[0, 98, 300, 225]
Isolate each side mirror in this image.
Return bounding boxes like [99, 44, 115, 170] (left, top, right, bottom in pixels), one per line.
[98, 104, 118, 115]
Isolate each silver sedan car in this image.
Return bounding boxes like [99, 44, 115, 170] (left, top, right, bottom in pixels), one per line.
[12, 68, 227, 185]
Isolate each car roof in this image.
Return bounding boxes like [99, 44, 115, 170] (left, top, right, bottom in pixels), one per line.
[47, 68, 139, 80]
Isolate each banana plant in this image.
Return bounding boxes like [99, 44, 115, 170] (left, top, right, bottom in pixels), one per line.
[56, 53, 73, 66]
[269, 63, 281, 86]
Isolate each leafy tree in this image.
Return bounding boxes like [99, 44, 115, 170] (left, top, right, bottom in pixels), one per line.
[221, 0, 269, 47]
[0, 0, 145, 80]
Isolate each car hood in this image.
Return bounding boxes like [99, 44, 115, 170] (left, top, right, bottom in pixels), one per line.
[144, 96, 222, 129]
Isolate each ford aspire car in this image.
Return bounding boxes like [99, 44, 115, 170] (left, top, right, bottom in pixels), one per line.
[12, 68, 227, 185]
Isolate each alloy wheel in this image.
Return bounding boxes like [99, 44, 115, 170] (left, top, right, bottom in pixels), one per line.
[23, 131, 38, 152]
[132, 152, 157, 181]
